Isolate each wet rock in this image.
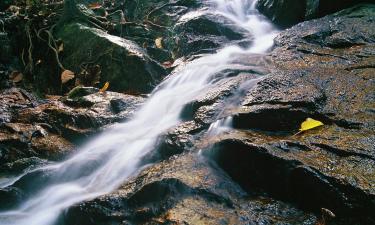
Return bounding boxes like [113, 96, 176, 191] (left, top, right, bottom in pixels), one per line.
[256, 0, 374, 27]
[56, 23, 166, 93]
[203, 131, 375, 224]
[0, 88, 36, 124]
[66, 86, 99, 99]
[173, 10, 249, 57]
[156, 5, 375, 225]
[123, 0, 202, 23]
[0, 186, 25, 210]
[0, 122, 74, 164]
[0, 157, 48, 176]
[64, 153, 317, 225]
[0, 87, 144, 167]
[15, 90, 144, 142]
[115, 0, 249, 62]
[180, 53, 272, 126]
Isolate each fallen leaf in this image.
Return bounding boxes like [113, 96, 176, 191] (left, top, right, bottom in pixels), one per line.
[300, 118, 324, 132]
[155, 37, 163, 49]
[9, 71, 23, 83]
[58, 43, 64, 53]
[61, 70, 75, 84]
[99, 82, 109, 93]
[294, 118, 324, 136]
[88, 2, 102, 9]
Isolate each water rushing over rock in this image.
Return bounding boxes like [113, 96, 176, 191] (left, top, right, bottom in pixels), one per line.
[0, 1, 278, 225]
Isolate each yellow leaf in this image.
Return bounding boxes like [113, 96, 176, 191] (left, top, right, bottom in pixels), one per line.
[61, 70, 75, 84]
[155, 37, 163, 49]
[299, 118, 324, 132]
[99, 82, 109, 93]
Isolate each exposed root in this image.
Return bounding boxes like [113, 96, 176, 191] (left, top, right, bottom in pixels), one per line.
[25, 22, 34, 74]
[45, 27, 65, 70]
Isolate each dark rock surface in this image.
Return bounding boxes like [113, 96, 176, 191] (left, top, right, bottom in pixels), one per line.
[66, 4, 374, 225]
[115, 0, 250, 62]
[256, 0, 374, 27]
[173, 10, 249, 57]
[64, 153, 317, 225]
[55, 4, 375, 225]
[57, 23, 166, 93]
[0, 2, 374, 225]
[0, 87, 144, 166]
[177, 5, 375, 224]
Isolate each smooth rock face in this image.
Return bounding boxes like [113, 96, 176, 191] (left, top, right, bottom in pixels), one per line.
[173, 10, 249, 57]
[256, 0, 374, 27]
[57, 23, 166, 93]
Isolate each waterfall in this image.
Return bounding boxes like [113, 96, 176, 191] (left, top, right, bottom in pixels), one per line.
[0, 1, 278, 224]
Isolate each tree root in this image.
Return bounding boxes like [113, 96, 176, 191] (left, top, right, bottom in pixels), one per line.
[45, 27, 65, 70]
[25, 22, 34, 74]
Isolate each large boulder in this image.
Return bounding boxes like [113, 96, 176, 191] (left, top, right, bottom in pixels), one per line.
[172, 10, 249, 57]
[256, 0, 374, 27]
[57, 23, 166, 93]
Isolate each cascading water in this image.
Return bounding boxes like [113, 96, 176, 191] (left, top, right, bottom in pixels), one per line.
[0, 1, 278, 224]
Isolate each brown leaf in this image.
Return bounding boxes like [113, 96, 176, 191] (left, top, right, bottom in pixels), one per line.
[9, 71, 23, 83]
[99, 82, 110, 93]
[155, 37, 163, 49]
[61, 70, 75, 84]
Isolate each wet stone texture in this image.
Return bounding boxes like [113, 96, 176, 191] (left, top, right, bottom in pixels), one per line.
[64, 153, 318, 225]
[60, 4, 375, 225]
[0, 87, 144, 166]
[0, 3, 374, 225]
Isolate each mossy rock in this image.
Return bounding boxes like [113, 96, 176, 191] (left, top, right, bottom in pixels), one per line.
[56, 23, 166, 93]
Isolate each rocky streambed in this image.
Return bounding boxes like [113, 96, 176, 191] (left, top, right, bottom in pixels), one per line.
[0, 1, 374, 225]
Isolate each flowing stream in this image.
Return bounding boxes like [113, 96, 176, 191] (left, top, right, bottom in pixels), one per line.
[0, 1, 278, 224]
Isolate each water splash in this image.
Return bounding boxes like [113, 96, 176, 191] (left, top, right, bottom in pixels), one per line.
[0, 1, 278, 224]
[207, 116, 233, 136]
